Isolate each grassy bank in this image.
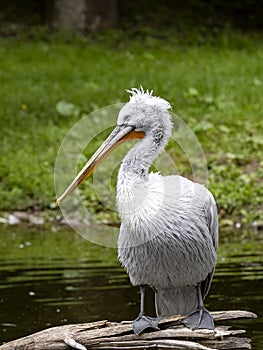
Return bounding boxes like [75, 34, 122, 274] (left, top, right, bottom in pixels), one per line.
[0, 32, 262, 228]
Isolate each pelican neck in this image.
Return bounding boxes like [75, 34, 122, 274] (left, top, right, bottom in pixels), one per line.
[118, 132, 166, 182]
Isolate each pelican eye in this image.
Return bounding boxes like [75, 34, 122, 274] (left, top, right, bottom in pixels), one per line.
[122, 115, 130, 123]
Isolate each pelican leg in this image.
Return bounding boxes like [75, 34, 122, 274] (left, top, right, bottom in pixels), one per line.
[132, 285, 160, 335]
[181, 285, 214, 330]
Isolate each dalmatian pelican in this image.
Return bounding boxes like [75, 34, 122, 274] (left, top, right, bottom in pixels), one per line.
[57, 87, 218, 335]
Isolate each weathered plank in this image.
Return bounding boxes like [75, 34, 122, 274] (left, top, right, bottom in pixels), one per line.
[0, 310, 257, 350]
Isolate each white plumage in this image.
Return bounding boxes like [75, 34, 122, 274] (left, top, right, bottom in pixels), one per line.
[57, 87, 218, 334]
[116, 89, 217, 326]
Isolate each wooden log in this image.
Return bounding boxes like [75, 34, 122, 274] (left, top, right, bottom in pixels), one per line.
[0, 310, 257, 350]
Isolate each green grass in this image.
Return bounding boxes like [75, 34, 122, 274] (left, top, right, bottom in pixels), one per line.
[0, 32, 262, 228]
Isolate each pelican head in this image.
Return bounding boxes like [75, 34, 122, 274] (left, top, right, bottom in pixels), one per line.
[118, 87, 172, 132]
[56, 87, 172, 205]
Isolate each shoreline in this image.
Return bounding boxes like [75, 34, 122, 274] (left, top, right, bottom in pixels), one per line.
[0, 210, 262, 237]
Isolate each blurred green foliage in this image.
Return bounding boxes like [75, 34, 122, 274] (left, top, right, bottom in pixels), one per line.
[0, 31, 262, 229]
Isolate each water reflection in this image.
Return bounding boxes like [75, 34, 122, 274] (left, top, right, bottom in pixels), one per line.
[0, 226, 262, 348]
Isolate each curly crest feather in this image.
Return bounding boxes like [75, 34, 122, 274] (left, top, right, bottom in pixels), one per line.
[126, 86, 171, 111]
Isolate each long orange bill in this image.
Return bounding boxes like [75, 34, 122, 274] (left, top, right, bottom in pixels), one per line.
[56, 125, 145, 205]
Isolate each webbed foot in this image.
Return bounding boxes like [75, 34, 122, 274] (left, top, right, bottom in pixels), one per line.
[181, 306, 214, 330]
[132, 313, 160, 335]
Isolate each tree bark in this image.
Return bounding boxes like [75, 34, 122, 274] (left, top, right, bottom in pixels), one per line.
[85, 0, 118, 32]
[52, 0, 87, 33]
[52, 0, 118, 33]
[0, 310, 257, 350]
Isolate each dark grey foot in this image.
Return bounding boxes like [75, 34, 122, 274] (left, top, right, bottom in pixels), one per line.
[181, 306, 214, 330]
[132, 313, 160, 335]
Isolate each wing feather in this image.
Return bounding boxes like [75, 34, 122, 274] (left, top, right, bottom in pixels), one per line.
[201, 191, 218, 299]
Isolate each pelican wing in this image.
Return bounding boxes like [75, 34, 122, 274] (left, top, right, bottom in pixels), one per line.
[201, 192, 218, 299]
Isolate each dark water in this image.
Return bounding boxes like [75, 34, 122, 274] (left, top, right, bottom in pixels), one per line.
[0, 225, 262, 348]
